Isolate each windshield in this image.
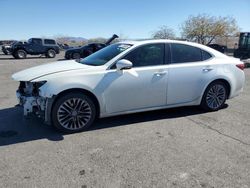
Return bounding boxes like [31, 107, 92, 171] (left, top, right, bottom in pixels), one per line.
[79, 43, 132, 66]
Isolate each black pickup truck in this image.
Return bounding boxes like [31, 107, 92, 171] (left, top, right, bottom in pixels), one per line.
[11, 38, 60, 59]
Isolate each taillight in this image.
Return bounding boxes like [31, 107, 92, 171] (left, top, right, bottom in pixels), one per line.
[236, 64, 245, 70]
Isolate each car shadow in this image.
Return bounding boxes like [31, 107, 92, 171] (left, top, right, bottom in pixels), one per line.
[90, 105, 222, 131]
[0, 104, 228, 146]
[0, 107, 64, 146]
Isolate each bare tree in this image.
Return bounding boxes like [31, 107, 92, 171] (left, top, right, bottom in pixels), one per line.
[181, 14, 239, 45]
[152, 26, 176, 39]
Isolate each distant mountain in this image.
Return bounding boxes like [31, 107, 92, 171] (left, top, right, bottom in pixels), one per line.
[55, 36, 88, 46]
[62, 37, 88, 42]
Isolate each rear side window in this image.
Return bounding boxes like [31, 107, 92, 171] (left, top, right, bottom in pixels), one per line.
[44, 39, 56, 45]
[171, 43, 202, 63]
[202, 50, 212, 60]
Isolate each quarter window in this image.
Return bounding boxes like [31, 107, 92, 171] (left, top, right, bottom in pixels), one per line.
[171, 43, 202, 63]
[202, 50, 212, 60]
[123, 44, 165, 67]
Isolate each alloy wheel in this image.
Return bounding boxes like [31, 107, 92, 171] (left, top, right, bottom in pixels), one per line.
[57, 98, 92, 130]
[206, 84, 226, 110]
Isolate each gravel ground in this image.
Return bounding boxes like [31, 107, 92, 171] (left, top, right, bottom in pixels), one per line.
[0, 53, 250, 188]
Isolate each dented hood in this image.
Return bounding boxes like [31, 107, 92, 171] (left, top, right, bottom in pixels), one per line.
[12, 60, 93, 81]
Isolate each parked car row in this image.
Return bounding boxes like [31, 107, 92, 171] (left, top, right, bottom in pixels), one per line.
[1, 34, 119, 60]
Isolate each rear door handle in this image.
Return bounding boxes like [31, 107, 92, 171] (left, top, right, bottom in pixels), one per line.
[154, 71, 167, 76]
[203, 66, 213, 72]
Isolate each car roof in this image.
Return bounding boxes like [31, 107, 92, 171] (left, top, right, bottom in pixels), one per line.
[118, 39, 228, 58]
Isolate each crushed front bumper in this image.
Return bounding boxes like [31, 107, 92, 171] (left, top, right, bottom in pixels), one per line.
[16, 91, 46, 116]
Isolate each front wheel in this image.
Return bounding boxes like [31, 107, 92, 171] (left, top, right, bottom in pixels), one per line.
[201, 81, 227, 111]
[14, 49, 27, 59]
[72, 52, 80, 59]
[52, 92, 96, 133]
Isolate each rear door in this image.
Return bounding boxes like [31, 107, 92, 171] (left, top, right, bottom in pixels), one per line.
[44, 39, 56, 52]
[167, 43, 215, 105]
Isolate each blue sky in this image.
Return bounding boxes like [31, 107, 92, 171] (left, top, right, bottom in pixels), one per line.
[0, 0, 249, 40]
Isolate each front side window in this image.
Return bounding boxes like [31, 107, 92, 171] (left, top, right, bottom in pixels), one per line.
[171, 43, 202, 63]
[80, 43, 132, 66]
[32, 39, 42, 45]
[123, 43, 165, 67]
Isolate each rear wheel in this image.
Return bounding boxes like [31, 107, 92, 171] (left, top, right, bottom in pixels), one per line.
[46, 49, 56, 58]
[52, 92, 96, 133]
[201, 81, 227, 111]
[14, 49, 27, 59]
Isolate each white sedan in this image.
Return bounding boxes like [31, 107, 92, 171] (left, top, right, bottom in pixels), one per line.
[12, 40, 245, 133]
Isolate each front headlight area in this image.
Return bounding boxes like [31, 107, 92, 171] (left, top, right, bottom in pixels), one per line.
[16, 81, 47, 117]
[18, 81, 47, 97]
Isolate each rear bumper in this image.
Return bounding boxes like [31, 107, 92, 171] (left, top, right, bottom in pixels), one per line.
[229, 70, 245, 99]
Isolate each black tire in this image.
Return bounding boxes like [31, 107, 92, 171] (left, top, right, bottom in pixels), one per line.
[65, 55, 70, 60]
[72, 52, 80, 59]
[14, 49, 27, 59]
[52, 92, 96, 133]
[46, 49, 56, 58]
[201, 81, 228, 111]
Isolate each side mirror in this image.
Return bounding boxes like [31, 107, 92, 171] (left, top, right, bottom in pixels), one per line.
[116, 59, 133, 71]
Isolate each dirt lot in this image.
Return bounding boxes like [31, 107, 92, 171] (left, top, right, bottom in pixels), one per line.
[0, 52, 250, 188]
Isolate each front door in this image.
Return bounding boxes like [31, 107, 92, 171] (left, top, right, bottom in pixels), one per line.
[103, 43, 169, 114]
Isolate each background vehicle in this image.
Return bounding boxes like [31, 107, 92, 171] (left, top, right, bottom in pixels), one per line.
[11, 38, 60, 59]
[208, 44, 227, 53]
[1, 40, 16, 55]
[12, 40, 245, 133]
[58, 43, 73, 50]
[2, 44, 12, 55]
[65, 34, 118, 59]
[234, 32, 250, 59]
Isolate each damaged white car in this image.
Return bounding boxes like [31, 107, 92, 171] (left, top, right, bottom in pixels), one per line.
[12, 40, 245, 133]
